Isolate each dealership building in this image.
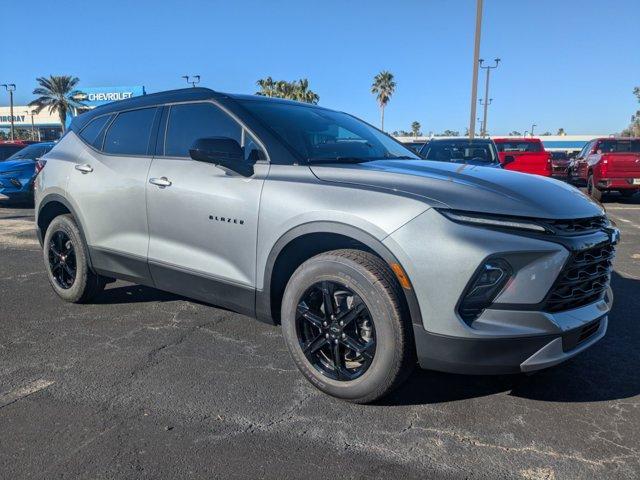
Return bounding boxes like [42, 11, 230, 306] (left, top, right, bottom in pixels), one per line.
[0, 86, 145, 141]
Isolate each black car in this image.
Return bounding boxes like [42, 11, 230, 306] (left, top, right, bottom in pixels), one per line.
[419, 138, 502, 167]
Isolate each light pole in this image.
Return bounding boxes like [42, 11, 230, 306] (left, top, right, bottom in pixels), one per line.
[1, 83, 17, 141]
[25, 110, 38, 141]
[523, 130, 528, 138]
[479, 58, 500, 137]
[479, 97, 493, 136]
[468, 0, 483, 140]
[182, 75, 201, 88]
[530, 123, 537, 137]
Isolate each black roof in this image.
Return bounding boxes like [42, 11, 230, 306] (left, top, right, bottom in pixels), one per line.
[71, 87, 331, 132]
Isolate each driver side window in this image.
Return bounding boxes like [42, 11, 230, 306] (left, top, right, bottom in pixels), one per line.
[164, 102, 265, 161]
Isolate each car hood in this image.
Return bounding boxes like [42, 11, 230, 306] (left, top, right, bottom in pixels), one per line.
[310, 159, 604, 219]
[0, 159, 34, 171]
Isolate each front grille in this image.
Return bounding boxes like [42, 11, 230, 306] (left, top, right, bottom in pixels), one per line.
[544, 242, 615, 312]
[545, 216, 608, 235]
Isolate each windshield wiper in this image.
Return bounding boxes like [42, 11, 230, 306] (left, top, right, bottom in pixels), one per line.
[309, 156, 372, 164]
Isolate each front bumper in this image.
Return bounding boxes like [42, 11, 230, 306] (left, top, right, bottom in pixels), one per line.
[384, 208, 614, 375]
[413, 309, 607, 374]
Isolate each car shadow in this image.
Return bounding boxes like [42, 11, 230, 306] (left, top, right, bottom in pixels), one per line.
[92, 284, 182, 305]
[595, 191, 640, 205]
[381, 271, 640, 406]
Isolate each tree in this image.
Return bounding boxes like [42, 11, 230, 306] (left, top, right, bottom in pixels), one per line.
[255, 77, 319, 104]
[509, 131, 522, 136]
[411, 121, 421, 137]
[29, 75, 86, 132]
[435, 129, 460, 137]
[371, 71, 396, 131]
[540, 131, 552, 136]
[621, 87, 640, 137]
[557, 128, 566, 136]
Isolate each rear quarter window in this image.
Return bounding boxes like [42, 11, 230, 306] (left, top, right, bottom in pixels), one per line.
[79, 115, 114, 149]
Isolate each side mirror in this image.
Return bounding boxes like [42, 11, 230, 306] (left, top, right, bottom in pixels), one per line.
[189, 137, 253, 177]
[502, 155, 515, 166]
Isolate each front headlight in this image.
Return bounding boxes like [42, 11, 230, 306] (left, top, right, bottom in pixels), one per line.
[439, 209, 549, 233]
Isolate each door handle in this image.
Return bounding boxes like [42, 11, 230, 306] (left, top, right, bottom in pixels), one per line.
[149, 176, 172, 188]
[75, 164, 93, 174]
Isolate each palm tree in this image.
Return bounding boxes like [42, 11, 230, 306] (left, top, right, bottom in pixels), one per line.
[29, 76, 86, 132]
[256, 77, 319, 104]
[293, 78, 319, 104]
[411, 121, 421, 137]
[256, 77, 278, 97]
[371, 71, 396, 131]
[557, 128, 566, 136]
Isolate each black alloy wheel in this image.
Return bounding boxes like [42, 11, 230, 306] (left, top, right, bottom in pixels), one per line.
[48, 230, 77, 289]
[296, 280, 376, 381]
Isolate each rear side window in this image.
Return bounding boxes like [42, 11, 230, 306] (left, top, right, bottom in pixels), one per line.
[164, 103, 241, 157]
[496, 141, 542, 153]
[79, 115, 113, 149]
[103, 108, 157, 155]
[597, 140, 640, 153]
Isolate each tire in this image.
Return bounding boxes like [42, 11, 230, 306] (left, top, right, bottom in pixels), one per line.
[281, 249, 415, 403]
[587, 174, 602, 201]
[619, 190, 637, 198]
[43, 214, 107, 303]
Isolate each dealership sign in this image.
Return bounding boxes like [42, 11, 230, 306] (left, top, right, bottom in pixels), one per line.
[76, 86, 146, 107]
[0, 115, 25, 123]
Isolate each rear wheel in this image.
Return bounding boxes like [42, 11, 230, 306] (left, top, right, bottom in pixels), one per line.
[587, 174, 602, 201]
[281, 249, 415, 403]
[43, 214, 107, 303]
[619, 190, 637, 198]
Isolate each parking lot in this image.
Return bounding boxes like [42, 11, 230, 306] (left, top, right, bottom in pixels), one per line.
[0, 196, 639, 480]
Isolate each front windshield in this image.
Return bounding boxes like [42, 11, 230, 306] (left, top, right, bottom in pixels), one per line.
[239, 100, 419, 163]
[423, 141, 498, 164]
[5, 144, 51, 161]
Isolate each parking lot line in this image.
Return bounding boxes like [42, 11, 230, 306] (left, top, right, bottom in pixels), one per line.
[0, 379, 55, 409]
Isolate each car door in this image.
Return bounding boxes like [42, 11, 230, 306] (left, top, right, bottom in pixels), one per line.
[145, 101, 269, 315]
[67, 107, 160, 284]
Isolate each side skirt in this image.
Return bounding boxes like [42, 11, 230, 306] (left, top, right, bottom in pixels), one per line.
[89, 247, 256, 318]
[148, 260, 256, 318]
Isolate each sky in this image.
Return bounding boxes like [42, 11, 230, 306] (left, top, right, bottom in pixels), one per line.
[3, 0, 639, 135]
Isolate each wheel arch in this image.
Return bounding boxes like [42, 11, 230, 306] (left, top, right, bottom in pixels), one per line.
[256, 222, 423, 327]
[37, 194, 94, 270]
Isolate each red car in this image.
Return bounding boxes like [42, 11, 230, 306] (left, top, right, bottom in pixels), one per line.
[493, 138, 552, 176]
[570, 137, 640, 198]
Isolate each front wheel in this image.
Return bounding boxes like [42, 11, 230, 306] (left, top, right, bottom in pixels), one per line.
[281, 249, 415, 403]
[43, 214, 107, 303]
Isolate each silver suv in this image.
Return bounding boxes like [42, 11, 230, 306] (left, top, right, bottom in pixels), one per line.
[35, 88, 618, 403]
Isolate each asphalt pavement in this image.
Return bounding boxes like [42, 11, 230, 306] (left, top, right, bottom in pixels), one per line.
[1, 193, 639, 479]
